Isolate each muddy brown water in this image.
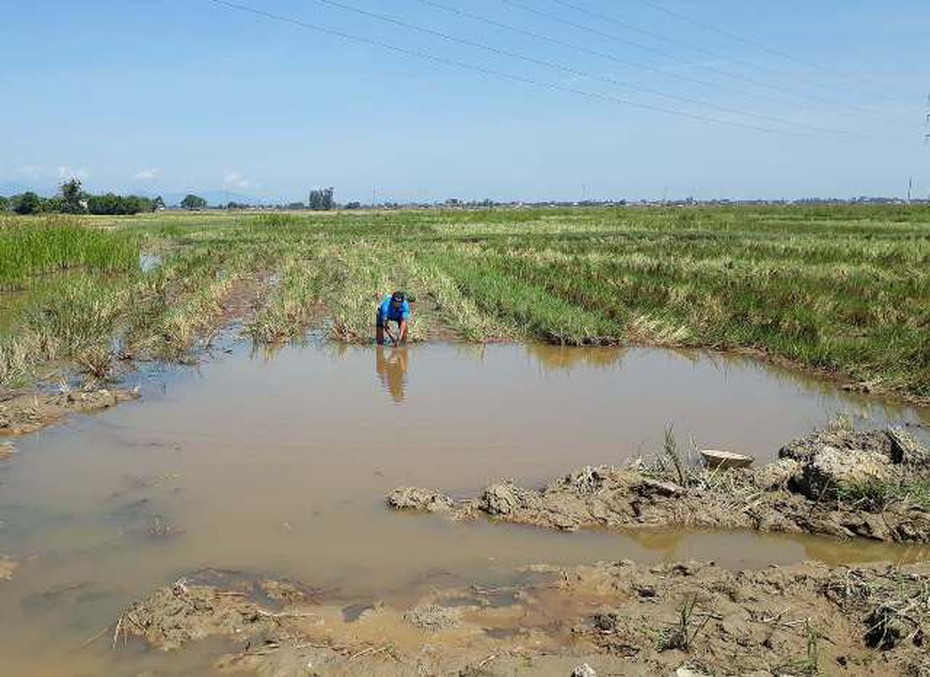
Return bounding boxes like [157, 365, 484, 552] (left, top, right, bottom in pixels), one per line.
[0, 343, 928, 676]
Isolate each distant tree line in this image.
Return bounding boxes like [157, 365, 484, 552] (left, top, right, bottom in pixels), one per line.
[3, 181, 360, 215]
[88, 193, 163, 214]
[1, 179, 163, 215]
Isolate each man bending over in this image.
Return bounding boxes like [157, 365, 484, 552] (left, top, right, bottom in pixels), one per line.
[376, 291, 410, 345]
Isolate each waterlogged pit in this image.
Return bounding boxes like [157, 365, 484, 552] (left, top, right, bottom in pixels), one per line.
[0, 343, 928, 676]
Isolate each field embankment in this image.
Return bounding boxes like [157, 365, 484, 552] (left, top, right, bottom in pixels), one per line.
[388, 424, 930, 543]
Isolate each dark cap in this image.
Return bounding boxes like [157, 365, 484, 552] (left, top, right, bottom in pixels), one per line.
[391, 291, 406, 303]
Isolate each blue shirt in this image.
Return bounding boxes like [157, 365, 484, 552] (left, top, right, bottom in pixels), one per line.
[378, 296, 410, 322]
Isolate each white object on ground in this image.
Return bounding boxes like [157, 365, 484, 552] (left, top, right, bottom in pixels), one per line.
[700, 449, 754, 469]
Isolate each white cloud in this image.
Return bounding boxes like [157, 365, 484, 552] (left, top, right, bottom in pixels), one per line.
[223, 171, 250, 189]
[58, 165, 89, 180]
[134, 168, 158, 181]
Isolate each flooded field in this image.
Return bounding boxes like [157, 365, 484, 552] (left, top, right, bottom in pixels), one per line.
[0, 343, 928, 676]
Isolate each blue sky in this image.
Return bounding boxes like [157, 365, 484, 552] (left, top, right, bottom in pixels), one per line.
[2, 0, 929, 202]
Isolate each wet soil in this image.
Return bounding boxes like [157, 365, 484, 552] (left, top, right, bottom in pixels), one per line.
[0, 387, 139, 435]
[110, 426, 930, 676]
[389, 427, 930, 543]
[219, 276, 270, 328]
[119, 559, 930, 677]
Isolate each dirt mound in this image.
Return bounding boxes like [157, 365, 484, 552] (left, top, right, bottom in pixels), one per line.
[387, 486, 454, 513]
[781, 427, 930, 501]
[387, 427, 930, 543]
[792, 446, 890, 499]
[118, 578, 279, 651]
[117, 571, 331, 651]
[779, 426, 929, 467]
[404, 603, 461, 630]
[0, 387, 139, 436]
[560, 559, 930, 677]
[118, 560, 930, 676]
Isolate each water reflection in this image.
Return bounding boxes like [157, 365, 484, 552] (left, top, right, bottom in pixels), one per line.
[623, 528, 683, 553]
[376, 346, 409, 403]
[139, 253, 162, 273]
[623, 527, 930, 566]
[524, 344, 626, 372]
[798, 534, 930, 565]
[452, 343, 488, 364]
[521, 343, 928, 428]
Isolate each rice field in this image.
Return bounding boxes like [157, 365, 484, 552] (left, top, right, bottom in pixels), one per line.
[0, 215, 138, 290]
[1, 204, 928, 399]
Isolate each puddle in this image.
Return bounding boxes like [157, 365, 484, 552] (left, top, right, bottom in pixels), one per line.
[439, 586, 522, 609]
[139, 253, 162, 273]
[483, 626, 522, 639]
[342, 602, 375, 622]
[0, 342, 927, 676]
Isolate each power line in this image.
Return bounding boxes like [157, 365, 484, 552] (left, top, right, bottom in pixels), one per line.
[501, 0, 873, 115]
[206, 0, 834, 136]
[552, 0, 877, 102]
[413, 0, 841, 118]
[314, 0, 850, 135]
[631, 0, 911, 99]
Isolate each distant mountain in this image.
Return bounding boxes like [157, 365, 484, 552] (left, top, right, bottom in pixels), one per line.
[0, 181, 55, 197]
[172, 190, 266, 207]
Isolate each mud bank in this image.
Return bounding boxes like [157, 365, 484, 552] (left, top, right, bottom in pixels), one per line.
[0, 387, 138, 435]
[389, 427, 930, 543]
[119, 559, 930, 677]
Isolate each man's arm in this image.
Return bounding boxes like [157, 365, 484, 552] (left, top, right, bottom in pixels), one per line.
[398, 301, 412, 344]
[382, 311, 398, 343]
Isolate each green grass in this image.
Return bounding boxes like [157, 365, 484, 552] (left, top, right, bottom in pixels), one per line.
[656, 594, 710, 653]
[0, 204, 928, 400]
[836, 478, 930, 512]
[0, 215, 138, 290]
[0, 222, 266, 386]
